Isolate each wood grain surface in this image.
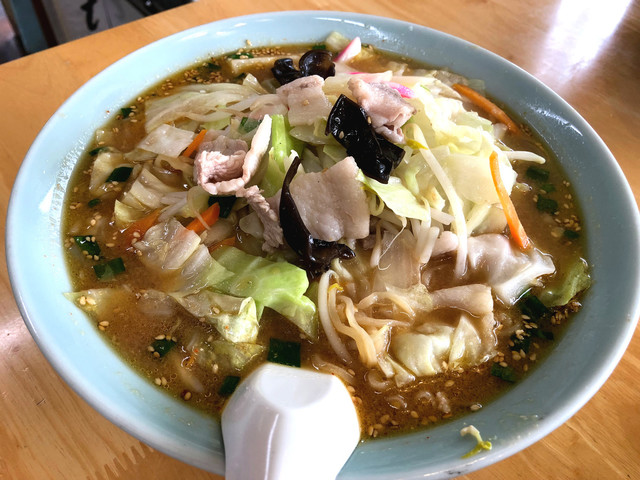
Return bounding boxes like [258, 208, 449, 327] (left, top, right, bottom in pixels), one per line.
[1, 1, 638, 479]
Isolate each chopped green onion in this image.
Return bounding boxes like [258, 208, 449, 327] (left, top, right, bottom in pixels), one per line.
[87, 198, 101, 208]
[151, 338, 175, 357]
[205, 61, 221, 71]
[267, 338, 301, 367]
[228, 52, 254, 59]
[208, 195, 237, 218]
[534, 329, 554, 341]
[563, 229, 580, 240]
[517, 292, 549, 321]
[312, 44, 327, 50]
[510, 334, 532, 354]
[218, 375, 241, 396]
[93, 257, 125, 280]
[490, 363, 517, 382]
[240, 117, 261, 132]
[536, 196, 558, 213]
[526, 166, 550, 182]
[120, 107, 134, 118]
[540, 183, 556, 193]
[106, 166, 133, 183]
[74, 236, 101, 257]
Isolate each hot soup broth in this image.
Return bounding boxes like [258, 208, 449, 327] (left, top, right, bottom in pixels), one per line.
[63, 36, 590, 438]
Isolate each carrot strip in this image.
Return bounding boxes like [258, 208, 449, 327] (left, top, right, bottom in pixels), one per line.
[489, 151, 530, 250]
[452, 83, 520, 135]
[186, 202, 220, 234]
[123, 209, 161, 245]
[182, 129, 207, 158]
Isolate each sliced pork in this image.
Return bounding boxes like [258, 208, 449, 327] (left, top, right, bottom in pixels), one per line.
[194, 115, 273, 195]
[348, 77, 416, 143]
[276, 75, 332, 126]
[239, 185, 283, 251]
[289, 156, 370, 242]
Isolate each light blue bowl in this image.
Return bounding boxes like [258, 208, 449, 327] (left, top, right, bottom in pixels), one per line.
[6, 11, 640, 479]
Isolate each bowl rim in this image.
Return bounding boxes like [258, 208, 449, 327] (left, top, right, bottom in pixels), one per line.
[6, 10, 640, 480]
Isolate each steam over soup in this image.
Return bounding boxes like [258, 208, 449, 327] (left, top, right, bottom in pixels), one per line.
[63, 33, 590, 438]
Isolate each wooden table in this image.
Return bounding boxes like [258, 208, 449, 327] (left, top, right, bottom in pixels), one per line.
[1, 1, 638, 478]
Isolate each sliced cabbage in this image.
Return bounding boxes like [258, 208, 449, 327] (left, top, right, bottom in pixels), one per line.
[144, 84, 256, 132]
[136, 218, 202, 271]
[540, 257, 591, 307]
[357, 171, 430, 221]
[194, 339, 265, 372]
[392, 312, 496, 377]
[137, 124, 195, 157]
[120, 167, 181, 213]
[442, 148, 517, 205]
[211, 246, 318, 339]
[172, 290, 259, 343]
[89, 150, 131, 195]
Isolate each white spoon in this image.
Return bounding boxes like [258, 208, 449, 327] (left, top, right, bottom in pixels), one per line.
[221, 362, 361, 480]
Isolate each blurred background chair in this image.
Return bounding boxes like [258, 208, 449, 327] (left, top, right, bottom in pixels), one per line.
[0, 0, 193, 62]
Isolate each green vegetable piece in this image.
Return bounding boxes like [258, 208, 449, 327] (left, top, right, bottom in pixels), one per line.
[120, 107, 134, 118]
[563, 229, 580, 240]
[312, 44, 327, 50]
[93, 257, 125, 280]
[510, 333, 532, 354]
[205, 62, 221, 71]
[240, 117, 261, 133]
[105, 166, 133, 183]
[228, 52, 254, 59]
[517, 292, 550, 321]
[526, 166, 550, 182]
[267, 338, 301, 367]
[89, 146, 107, 156]
[540, 183, 556, 193]
[534, 329, 554, 341]
[74, 236, 101, 257]
[218, 375, 241, 396]
[536, 196, 558, 213]
[208, 195, 237, 218]
[151, 338, 175, 357]
[490, 363, 517, 382]
[88, 198, 101, 208]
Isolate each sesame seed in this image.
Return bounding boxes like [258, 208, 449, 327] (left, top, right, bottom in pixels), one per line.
[99, 320, 109, 327]
[444, 380, 454, 387]
[183, 391, 192, 401]
[155, 334, 166, 340]
[154, 378, 162, 385]
[499, 361, 508, 368]
[470, 403, 482, 412]
[410, 410, 419, 418]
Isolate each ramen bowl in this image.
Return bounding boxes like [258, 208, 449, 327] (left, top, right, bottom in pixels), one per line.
[6, 11, 640, 479]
